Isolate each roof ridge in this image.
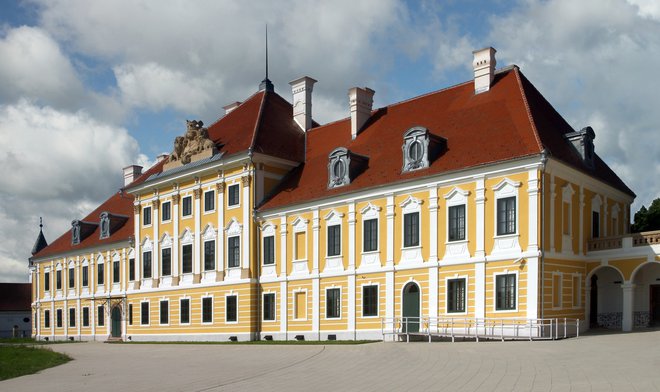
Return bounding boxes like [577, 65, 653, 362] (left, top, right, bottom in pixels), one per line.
[206, 90, 264, 130]
[513, 67, 543, 152]
[249, 90, 269, 152]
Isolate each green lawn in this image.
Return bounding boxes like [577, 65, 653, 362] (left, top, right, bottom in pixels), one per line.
[0, 345, 71, 381]
[123, 339, 378, 345]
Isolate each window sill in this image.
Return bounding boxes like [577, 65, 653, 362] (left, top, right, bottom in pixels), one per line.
[227, 204, 240, 210]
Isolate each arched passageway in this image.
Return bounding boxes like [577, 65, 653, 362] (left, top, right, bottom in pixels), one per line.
[587, 266, 624, 329]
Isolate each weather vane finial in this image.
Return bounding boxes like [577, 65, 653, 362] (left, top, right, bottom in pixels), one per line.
[259, 24, 274, 92]
[39, 217, 43, 229]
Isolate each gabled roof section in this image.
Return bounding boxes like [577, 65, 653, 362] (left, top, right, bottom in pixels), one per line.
[260, 67, 634, 211]
[33, 161, 165, 260]
[206, 90, 304, 162]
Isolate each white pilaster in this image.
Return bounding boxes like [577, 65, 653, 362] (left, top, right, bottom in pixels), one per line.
[549, 175, 556, 253]
[528, 169, 540, 253]
[428, 187, 439, 264]
[386, 195, 395, 266]
[280, 216, 288, 277]
[385, 270, 394, 333]
[348, 202, 356, 270]
[280, 281, 287, 338]
[603, 196, 609, 237]
[475, 262, 485, 318]
[475, 177, 486, 258]
[133, 203, 141, 282]
[241, 175, 251, 270]
[152, 200, 159, 282]
[312, 277, 319, 337]
[312, 209, 320, 274]
[428, 266, 438, 322]
[526, 257, 539, 319]
[172, 194, 180, 280]
[348, 274, 356, 338]
[216, 183, 225, 279]
[622, 282, 635, 332]
[193, 187, 201, 278]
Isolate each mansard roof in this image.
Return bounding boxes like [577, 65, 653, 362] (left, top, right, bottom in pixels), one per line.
[32, 160, 166, 260]
[259, 66, 634, 211]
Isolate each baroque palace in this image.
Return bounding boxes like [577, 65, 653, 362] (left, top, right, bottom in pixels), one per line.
[28, 48, 660, 341]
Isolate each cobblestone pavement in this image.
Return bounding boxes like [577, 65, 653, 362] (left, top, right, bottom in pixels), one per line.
[3, 330, 660, 391]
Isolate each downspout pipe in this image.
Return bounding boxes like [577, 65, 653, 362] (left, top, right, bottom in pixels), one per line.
[540, 149, 548, 321]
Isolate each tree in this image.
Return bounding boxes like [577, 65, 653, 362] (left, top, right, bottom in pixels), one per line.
[632, 198, 660, 232]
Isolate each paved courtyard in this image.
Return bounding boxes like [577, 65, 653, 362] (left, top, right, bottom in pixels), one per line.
[3, 330, 660, 391]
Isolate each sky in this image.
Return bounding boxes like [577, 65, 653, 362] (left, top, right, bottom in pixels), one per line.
[1, 0, 659, 283]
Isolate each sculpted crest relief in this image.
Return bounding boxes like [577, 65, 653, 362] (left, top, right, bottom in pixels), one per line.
[165, 120, 217, 170]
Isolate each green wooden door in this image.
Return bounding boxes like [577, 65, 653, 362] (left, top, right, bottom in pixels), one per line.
[111, 306, 121, 338]
[402, 283, 420, 333]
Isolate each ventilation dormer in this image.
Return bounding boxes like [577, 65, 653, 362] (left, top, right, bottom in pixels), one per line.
[327, 147, 369, 189]
[401, 126, 447, 173]
[99, 212, 130, 240]
[564, 126, 596, 169]
[71, 220, 98, 245]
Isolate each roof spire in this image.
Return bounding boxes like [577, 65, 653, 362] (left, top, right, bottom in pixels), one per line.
[31, 217, 48, 256]
[259, 24, 274, 92]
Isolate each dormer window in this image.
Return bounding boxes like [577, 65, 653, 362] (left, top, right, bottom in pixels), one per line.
[100, 212, 110, 239]
[564, 126, 596, 169]
[402, 126, 446, 173]
[327, 147, 368, 189]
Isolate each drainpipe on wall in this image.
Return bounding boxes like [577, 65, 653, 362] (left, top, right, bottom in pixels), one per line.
[540, 149, 548, 322]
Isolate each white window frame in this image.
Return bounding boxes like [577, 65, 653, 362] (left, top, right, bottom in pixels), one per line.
[400, 195, 423, 250]
[142, 205, 152, 227]
[591, 195, 602, 239]
[292, 217, 308, 262]
[225, 219, 242, 269]
[262, 292, 276, 322]
[552, 272, 563, 309]
[161, 200, 172, 223]
[493, 270, 519, 313]
[227, 183, 241, 209]
[360, 203, 381, 254]
[324, 210, 344, 258]
[292, 289, 308, 321]
[160, 233, 172, 277]
[181, 195, 193, 219]
[445, 275, 468, 315]
[139, 300, 149, 326]
[179, 297, 191, 325]
[361, 283, 380, 318]
[571, 273, 582, 309]
[159, 299, 170, 326]
[201, 295, 214, 325]
[493, 179, 521, 237]
[203, 189, 215, 214]
[324, 286, 342, 320]
[262, 224, 277, 266]
[225, 293, 239, 324]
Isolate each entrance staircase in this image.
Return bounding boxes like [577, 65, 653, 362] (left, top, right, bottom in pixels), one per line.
[105, 336, 123, 343]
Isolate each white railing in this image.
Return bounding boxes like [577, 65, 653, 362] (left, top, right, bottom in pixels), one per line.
[381, 317, 580, 342]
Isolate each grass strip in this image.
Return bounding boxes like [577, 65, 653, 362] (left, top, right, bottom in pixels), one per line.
[0, 345, 71, 381]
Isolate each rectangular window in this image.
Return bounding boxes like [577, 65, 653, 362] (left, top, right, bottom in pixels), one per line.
[129, 259, 135, 281]
[363, 218, 378, 252]
[182, 244, 193, 274]
[592, 211, 600, 238]
[98, 305, 104, 326]
[326, 288, 341, 319]
[161, 248, 171, 276]
[563, 202, 571, 235]
[182, 196, 192, 217]
[362, 285, 378, 317]
[327, 225, 341, 256]
[180, 299, 190, 324]
[263, 236, 275, 265]
[142, 251, 152, 279]
[202, 297, 213, 323]
[497, 197, 516, 235]
[68, 267, 75, 288]
[226, 295, 237, 322]
[227, 236, 240, 268]
[82, 307, 89, 327]
[204, 240, 215, 271]
[228, 184, 240, 206]
[403, 212, 420, 247]
[204, 190, 215, 212]
[143, 206, 152, 226]
[263, 293, 275, 321]
[161, 201, 171, 222]
[553, 274, 562, 308]
[448, 205, 466, 241]
[69, 308, 76, 327]
[160, 300, 169, 325]
[113, 260, 120, 283]
[97, 262, 104, 285]
[572, 275, 581, 307]
[82, 266, 88, 287]
[128, 304, 133, 325]
[294, 292, 306, 320]
[56, 309, 62, 328]
[140, 302, 149, 325]
[56, 270, 62, 290]
[495, 274, 516, 311]
[447, 279, 466, 313]
[44, 309, 50, 328]
[294, 232, 306, 260]
[44, 271, 50, 291]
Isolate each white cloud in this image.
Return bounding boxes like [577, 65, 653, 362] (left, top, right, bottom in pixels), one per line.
[489, 0, 660, 211]
[0, 26, 85, 108]
[0, 100, 142, 282]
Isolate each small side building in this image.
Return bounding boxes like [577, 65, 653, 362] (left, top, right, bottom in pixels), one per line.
[0, 283, 32, 338]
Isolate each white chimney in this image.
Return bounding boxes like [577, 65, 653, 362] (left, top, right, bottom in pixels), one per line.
[123, 165, 143, 186]
[472, 47, 497, 94]
[289, 76, 317, 131]
[223, 101, 241, 115]
[349, 87, 375, 140]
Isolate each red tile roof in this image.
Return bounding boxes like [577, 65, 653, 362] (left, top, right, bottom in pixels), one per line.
[0, 283, 31, 311]
[32, 160, 166, 260]
[259, 67, 634, 211]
